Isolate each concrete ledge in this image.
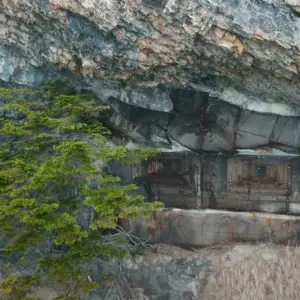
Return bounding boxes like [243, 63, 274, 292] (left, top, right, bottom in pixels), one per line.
[129, 209, 300, 246]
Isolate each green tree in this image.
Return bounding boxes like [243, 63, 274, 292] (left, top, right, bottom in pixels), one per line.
[0, 83, 162, 299]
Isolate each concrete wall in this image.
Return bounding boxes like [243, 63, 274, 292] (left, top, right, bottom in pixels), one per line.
[110, 155, 300, 247]
[129, 209, 300, 246]
[212, 156, 300, 214]
[109, 153, 300, 214]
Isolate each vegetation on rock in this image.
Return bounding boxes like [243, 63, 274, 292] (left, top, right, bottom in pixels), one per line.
[0, 82, 162, 299]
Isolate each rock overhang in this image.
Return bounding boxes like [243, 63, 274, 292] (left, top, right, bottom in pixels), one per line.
[2, 0, 300, 153]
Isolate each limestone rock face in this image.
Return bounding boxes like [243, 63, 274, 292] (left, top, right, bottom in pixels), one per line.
[91, 248, 211, 300]
[2, 0, 300, 152]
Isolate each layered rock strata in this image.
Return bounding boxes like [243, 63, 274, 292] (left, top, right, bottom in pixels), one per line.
[2, 0, 300, 152]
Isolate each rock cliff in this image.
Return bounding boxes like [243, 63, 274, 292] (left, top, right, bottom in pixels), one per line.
[2, 0, 300, 152]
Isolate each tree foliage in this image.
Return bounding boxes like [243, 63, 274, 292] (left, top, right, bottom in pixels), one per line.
[0, 83, 162, 299]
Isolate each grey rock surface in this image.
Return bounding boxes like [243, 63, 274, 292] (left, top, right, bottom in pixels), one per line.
[2, 0, 300, 152]
[121, 253, 210, 300]
[89, 248, 211, 300]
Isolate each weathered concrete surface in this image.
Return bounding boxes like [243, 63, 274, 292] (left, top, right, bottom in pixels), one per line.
[130, 209, 300, 246]
[3, 1, 300, 152]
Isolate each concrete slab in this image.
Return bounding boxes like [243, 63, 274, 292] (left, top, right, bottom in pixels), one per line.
[129, 209, 300, 246]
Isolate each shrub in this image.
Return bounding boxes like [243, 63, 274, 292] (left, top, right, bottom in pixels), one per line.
[0, 83, 162, 299]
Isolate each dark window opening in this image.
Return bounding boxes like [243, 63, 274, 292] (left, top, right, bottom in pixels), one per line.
[146, 159, 182, 174]
[256, 165, 266, 177]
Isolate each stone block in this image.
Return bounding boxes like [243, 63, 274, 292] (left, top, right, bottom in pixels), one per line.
[217, 39, 234, 49]
[214, 26, 225, 39]
[253, 34, 264, 41]
[285, 0, 300, 6]
[233, 38, 244, 55]
[223, 32, 236, 44]
[287, 63, 298, 75]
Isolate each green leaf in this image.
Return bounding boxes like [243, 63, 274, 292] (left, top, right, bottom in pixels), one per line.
[0, 84, 162, 298]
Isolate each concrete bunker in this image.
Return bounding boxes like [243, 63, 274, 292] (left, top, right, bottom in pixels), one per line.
[110, 148, 300, 215]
